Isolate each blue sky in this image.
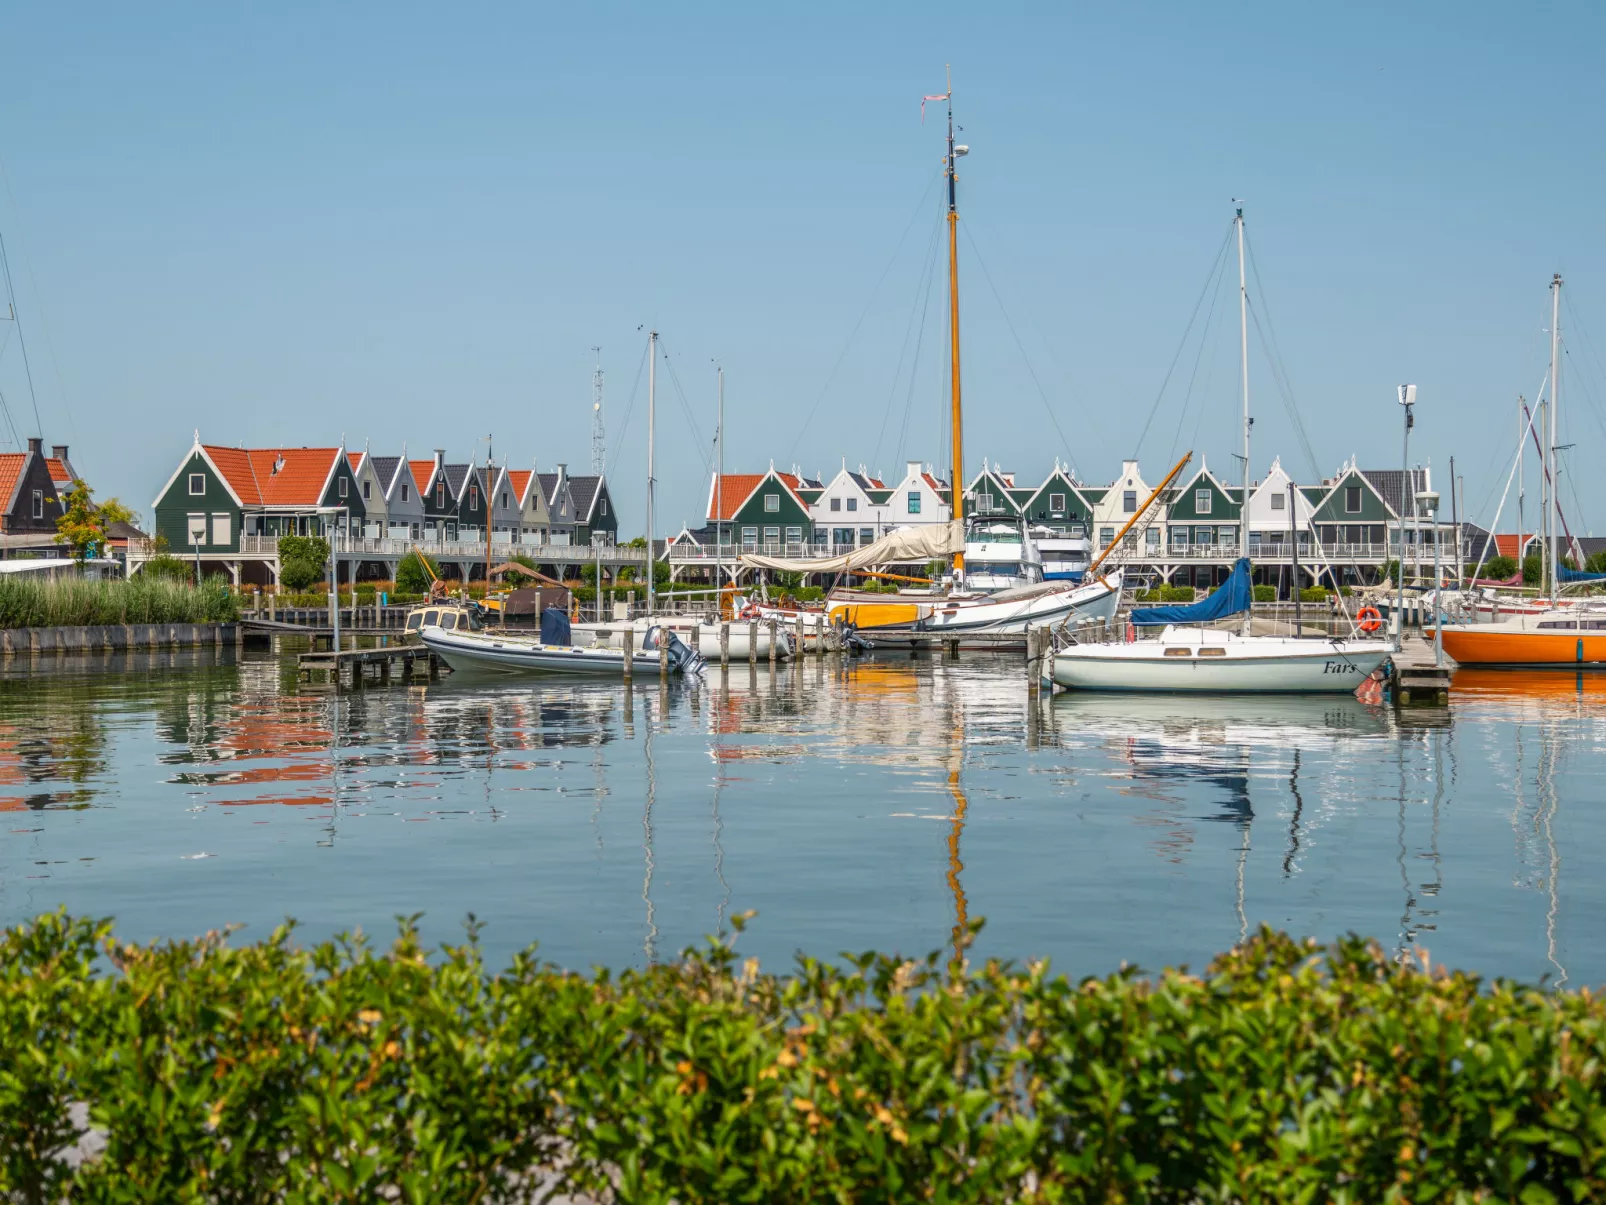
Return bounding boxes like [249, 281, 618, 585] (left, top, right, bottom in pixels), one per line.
[1, 2, 1602, 536]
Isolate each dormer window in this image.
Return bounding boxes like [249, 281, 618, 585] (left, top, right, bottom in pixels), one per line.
[764, 493, 779, 512]
[272, 454, 285, 475]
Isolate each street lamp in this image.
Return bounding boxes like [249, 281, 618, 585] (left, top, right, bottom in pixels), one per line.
[1395, 384, 1417, 645]
[1416, 488, 1442, 667]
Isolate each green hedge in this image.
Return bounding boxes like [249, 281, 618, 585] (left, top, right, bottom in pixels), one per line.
[0, 575, 237, 628]
[5, 913, 1604, 1202]
[1134, 585, 1196, 604]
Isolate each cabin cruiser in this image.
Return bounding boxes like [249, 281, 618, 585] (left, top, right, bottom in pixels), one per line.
[1033, 522, 1092, 582]
[961, 521, 1044, 592]
[409, 602, 703, 677]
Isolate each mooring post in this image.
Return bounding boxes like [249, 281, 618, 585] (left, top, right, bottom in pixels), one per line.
[622, 627, 634, 682]
[1025, 625, 1040, 690]
[659, 628, 669, 677]
[720, 622, 730, 670]
[767, 619, 778, 667]
[794, 612, 805, 658]
[748, 619, 758, 665]
[690, 623, 701, 660]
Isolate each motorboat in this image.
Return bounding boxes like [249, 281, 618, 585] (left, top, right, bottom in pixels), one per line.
[1047, 558, 1393, 694]
[1033, 521, 1091, 582]
[1428, 606, 1606, 667]
[571, 612, 794, 660]
[410, 602, 703, 677]
[960, 521, 1044, 592]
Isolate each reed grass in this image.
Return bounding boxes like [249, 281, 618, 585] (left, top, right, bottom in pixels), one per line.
[0, 574, 238, 628]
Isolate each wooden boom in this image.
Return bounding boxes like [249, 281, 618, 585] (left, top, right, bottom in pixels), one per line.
[1086, 451, 1193, 577]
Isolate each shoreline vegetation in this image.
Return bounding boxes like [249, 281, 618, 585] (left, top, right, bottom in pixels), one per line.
[0, 576, 238, 629]
[3, 913, 1602, 1201]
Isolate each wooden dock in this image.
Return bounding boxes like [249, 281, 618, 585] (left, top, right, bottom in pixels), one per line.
[298, 645, 448, 690]
[1390, 636, 1453, 705]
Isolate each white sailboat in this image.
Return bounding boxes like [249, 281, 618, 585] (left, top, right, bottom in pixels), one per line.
[1049, 207, 1393, 694]
[412, 602, 704, 677]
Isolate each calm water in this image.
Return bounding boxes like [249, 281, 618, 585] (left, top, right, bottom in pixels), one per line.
[2, 647, 1602, 984]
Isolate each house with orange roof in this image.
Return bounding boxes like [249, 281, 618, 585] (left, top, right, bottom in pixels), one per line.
[0, 437, 79, 546]
[703, 466, 819, 554]
[145, 435, 365, 584]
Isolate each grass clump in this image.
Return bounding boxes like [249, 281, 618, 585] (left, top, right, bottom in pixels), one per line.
[0, 575, 238, 628]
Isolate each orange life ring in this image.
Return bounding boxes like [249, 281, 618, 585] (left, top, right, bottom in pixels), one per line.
[1356, 605, 1383, 634]
[738, 603, 762, 620]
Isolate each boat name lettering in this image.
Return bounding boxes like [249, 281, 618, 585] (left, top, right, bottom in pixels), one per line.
[1323, 662, 1358, 674]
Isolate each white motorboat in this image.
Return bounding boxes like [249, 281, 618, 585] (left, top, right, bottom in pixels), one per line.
[571, 613, 793, 660]
[961, 521, 1044, 592]
[1047, 624, 1392, 693]
[411, 603, 703, 677]
[1034, 521, 1091, 582]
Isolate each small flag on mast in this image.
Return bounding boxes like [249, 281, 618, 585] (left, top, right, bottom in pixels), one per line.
[921, 93, 949, 123]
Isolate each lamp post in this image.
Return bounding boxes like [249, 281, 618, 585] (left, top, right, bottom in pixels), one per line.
[1416, 489, 1442, 667]
[1395, 384, 1417, 645]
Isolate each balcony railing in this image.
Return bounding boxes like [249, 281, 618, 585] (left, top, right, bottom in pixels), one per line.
[669, 542, 875, 561]
[234, 535, 644, 563]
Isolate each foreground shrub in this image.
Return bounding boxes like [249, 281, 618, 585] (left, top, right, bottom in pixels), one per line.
[2, 914, 1604, 1202]
[0, 575, 237, 628]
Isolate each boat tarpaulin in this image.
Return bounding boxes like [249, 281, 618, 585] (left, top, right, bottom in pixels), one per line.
[1131, 557, 1253, 626]
[1560, 564, 1606, 583]
[540, 605, 572, 646]
[740, 522, 964, 574]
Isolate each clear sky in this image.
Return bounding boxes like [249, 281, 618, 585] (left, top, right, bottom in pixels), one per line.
[1, 2, 1602, 537]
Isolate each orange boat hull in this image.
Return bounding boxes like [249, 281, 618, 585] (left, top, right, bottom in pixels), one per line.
[1434, 627, 1606, 666]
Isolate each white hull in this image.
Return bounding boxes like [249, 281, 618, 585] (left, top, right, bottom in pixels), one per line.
[1050, 628, 1392, 693]
[920, 571, 1123, 635]
[571, 617, 793, 660]
[421, 626, 699, 676]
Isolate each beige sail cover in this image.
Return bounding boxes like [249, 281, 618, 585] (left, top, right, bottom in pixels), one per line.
[740, 522, 964, 574]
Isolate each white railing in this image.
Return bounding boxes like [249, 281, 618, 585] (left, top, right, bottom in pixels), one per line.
[236, 535, 643, 563]
[669, 542, 903, 561]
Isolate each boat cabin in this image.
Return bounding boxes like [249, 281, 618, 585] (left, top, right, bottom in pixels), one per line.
[405, 602, 483, 634]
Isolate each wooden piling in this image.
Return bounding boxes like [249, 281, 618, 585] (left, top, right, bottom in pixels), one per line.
[768, 619, 778, 667]
[659, 629, 670, 677]
[1025, 625, 1041, 689]
[719, 622, 730, 669]
[748, 619, 758, 665]
[622, 628, 634, 681]
[690, 623, 701, 660]
[795, 613, 805, 658]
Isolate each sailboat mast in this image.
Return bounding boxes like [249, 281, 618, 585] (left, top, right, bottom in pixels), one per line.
[1235, 206, 1251, 631]
[944, 69, 965, 579]
[646, 329, 657, 614]
[715, 365, 724, 610]
[1549, 273, 1562, 598]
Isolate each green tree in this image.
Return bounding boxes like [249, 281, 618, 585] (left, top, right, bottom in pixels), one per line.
[277, 535, 330, 592]
[1587, 551, 1606, 575]
[1481, 555, 1518, 580]
[1522, 554, 1541, 586]
[396, 549, 440, 595]
[54, 480, 134, 564]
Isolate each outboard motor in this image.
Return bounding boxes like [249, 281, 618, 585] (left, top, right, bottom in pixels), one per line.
[643, 625, 706, 675]
[540, 605, 572, 647]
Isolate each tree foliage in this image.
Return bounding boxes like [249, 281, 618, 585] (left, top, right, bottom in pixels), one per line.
[54, 480, 134, 564]
[395, 550, 440, 595]
[277, 535, 330, 592]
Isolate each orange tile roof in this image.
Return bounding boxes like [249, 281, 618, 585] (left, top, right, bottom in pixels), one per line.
[45, 458, 73, 486]
[202, 446, 340, 507]
[1494, 534, 1535, 559]
[409, 459, 436, 495]
[708, 471, 809, 521]
[0, 455, 24, 509]
[347, 451, 363, 472]
[507, 469, 531, 504]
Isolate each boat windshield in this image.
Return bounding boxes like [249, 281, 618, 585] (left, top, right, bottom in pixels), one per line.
[968, 528, 1022, 545]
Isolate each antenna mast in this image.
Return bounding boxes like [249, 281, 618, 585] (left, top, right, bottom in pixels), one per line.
[590, 346, 605, 476]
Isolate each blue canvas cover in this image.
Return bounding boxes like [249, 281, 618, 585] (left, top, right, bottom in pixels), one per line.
[540, 605, 572, 645]
[1559, 564, 1606, 584]
[1131, 557, 1254, 626]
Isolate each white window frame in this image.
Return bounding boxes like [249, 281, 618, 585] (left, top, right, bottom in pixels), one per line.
[186, 513, 207, 547]
[32, 490, 44, 519]
[764, 493, 779, 512]
[1123, 491, 1137, 513]
[1270, 491, 1285, 511]
[907, 491, 921, 514]
[1049, 492, 1066, 513]
[338, 477, 348, 499]
[830, 497, 841, 512]
[1195, 489, 1211, 515]
[363, 479, 372, 501]
[401, 483, 410, 502]
[1099, 526, 1115, 546]
[977, 492, 994, 515]
[846, 497, 857, 512]
[188, 473, 206, 496]
[784, 526, 802, 543]
[1345, 486, 1362, 514]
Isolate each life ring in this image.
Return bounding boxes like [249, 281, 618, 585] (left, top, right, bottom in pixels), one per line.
[738, 603, 762, 620]
[1357, 605, 1383, 634]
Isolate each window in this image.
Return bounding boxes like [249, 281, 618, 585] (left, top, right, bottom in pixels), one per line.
[469, 485, 479, 511]
[1123, 490, 1137, 513]
[1099, 526, 1115, 546]
[977, 492, 994, 514]
[339, 477, 348, 499]
[1345, 486, 1362, 513]
[1123, 533, 1137, 550]
[1146, 528, 1161, 550]
[1195, 489, 1211, 515]
[411, 523, 420, 540]
[830, 497, 841, 512]
[908, 491, 921, 514]
[501, 492, 508, 509]
[1050, 492, 1066, 513]
[600, 498, 608, 516]
[763, 526, 780, 543]
[187, 513, 207, 546]
[188, 473, 205, 496]
[764, 493, 779, 512]
[1270, 492, 1285, 511]
[846, 497, 857, 512]
[1172, 528, 1189, 546]
[1218, 526, 1235, 546]
[833, 527, 854, 546]
[435, 482, 445, 508]
[1195, 528, 1214, 545]
[32, 490, 43, 519]
[741, 526, 757, 546]
[784, 526, 802, 543]
[860, 528, 874, 544]
[211, 513, 231, 546]
[363, 479, 372, 501]
[401, 483, 410, 502]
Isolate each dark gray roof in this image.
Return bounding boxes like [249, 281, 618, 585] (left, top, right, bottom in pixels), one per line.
[442, 463, 470, 495]
[370, 455, 402, 493]
[1358, 468, 1428, 517]
[847, 471, 881, 492]
[536, 473, 565, 509]
[566, 474, 605, 520]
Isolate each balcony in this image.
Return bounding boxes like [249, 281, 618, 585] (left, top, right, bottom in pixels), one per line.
[236, 535, 645, 564]
[669, 542, 876, 562]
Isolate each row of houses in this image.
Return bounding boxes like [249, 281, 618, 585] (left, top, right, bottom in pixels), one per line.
[666, 455, 1463, 588]
[141, 435, 619, 584]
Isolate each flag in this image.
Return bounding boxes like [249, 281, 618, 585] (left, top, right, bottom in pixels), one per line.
[921, 93, 948, 123]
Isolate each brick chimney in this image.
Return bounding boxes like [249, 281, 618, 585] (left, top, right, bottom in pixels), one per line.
[52, 445, 68, 460]
[26, 437, 42, 454]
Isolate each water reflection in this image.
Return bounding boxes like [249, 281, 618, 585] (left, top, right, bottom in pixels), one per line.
[0, 651, 1603, 984]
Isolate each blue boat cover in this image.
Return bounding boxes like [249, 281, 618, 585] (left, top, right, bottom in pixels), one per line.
[1131, 557, 1254, 626]
[1559, 564, 1606, 583]
[540, 605, 572, 646]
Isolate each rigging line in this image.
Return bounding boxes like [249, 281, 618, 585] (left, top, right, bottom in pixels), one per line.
[1171, 243, 1231, 470]
[0, 383, 20, 449]
[1560, 344, 1606, 447]
[605, 339, 651, 481]
[871, 209, 945, 474]
[0, 153, 73, 440]
[959, 222, 1080, 472]
[784, 169, 945, 463]
[1246, 300, 1320, 481]
[1135, 224, 1234, 458]
[0, 231, 42, 438]
[895, 225, 945, 469]
[1562, 290, 1606, 393]
[655, 339, 713, 477]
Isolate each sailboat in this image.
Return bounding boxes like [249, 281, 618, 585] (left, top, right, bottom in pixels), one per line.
[1430, 274, 1606, 667]
[1048, 207, 1393, 693]
[748, 77, 1123, 638]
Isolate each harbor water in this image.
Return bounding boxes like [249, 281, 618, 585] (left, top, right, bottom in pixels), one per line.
[2, 646, 1602, 986]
